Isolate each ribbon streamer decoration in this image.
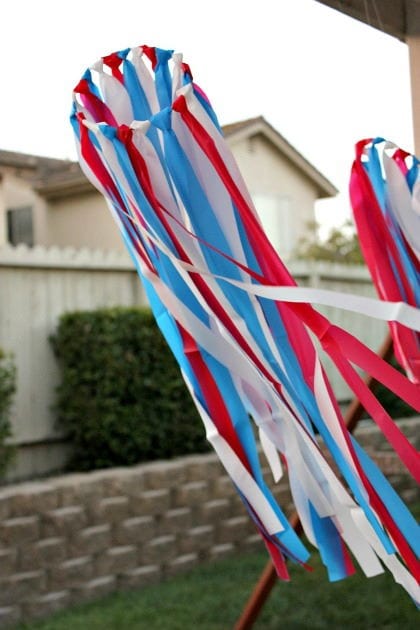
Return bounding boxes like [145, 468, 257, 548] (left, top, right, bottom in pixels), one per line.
[71, 46, 420, 604]
[350, 138, 420, 384]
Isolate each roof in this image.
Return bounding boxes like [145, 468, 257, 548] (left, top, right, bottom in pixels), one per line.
[34, 163, 93, 199]
[314, 0, 420, 41]
[0, 149, 71, 173]
[0, 116, 337, 200]
[0, 149, 93, 199]
[223, 116, 337, 198]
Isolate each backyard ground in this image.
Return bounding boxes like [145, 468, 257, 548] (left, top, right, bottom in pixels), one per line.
[16, 541, 419, 630]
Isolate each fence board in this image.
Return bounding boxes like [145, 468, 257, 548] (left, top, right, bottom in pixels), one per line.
[0, 246, 145, 448]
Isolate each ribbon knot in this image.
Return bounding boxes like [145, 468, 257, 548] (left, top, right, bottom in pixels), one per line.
[151, 107, 172, 131]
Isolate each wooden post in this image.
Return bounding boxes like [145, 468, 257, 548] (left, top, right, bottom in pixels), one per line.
[407, 33, 420, 155]
[234, 334, 393, 630]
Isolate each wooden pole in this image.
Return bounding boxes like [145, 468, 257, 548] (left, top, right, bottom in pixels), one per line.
[407, 33, 420, 155]
[234, 334, 393, 630]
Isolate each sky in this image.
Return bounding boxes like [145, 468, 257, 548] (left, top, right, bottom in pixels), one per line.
[0, 0, 414, 231]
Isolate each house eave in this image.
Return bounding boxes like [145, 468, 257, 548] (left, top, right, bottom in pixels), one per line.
[314, 0, 420, 41]
[35, 178, 96, 200]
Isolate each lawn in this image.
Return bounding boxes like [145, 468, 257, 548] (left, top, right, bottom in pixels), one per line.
[17, 544, 419, 630]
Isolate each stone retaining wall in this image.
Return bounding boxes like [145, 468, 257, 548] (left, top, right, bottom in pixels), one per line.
[0, 454, 270, 627]
[0, 418, 418, 627]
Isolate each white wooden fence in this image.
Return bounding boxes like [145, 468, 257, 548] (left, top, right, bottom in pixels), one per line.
[0, 246, 386, 480]
[0, 245, 146, 479]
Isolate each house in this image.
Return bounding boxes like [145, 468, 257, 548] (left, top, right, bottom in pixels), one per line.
[0, 116, 337, 259]
[223, 117, 337, 257]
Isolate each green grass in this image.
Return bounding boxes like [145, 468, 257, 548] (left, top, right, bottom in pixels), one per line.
[17, 546, 419, 630]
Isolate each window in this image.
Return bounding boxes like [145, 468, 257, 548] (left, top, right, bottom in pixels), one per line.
[7, 206, 34, 246]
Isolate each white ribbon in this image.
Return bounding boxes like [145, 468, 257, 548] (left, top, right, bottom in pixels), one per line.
[383, 145, 420, 259]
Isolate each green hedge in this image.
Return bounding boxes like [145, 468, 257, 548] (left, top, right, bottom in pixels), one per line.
[0, 349, 16, 476]
[51, 306, 415, 473]
[51, 307, 209, 471]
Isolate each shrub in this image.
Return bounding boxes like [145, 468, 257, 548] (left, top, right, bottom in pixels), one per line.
[0, 348, 16, 475]
[51, 307, 209, 471]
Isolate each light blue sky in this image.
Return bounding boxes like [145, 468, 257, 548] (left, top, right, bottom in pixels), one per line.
[1, 0, 413, 231]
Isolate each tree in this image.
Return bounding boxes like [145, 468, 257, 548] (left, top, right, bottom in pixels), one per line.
[293, 220, 365, 265]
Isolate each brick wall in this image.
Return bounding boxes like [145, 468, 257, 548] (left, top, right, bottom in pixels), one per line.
[0, 418, 418, 627]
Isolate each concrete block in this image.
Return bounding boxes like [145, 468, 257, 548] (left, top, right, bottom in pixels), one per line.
[132, 489, 170, 516]
[56, 476, 104, 507]
[72, 575, 116, 603]
[0, 606, 21, 627]
[211, 476, 235, 500]
[217, 516, 253, 543]
[114, 516, 156, 545]
[179, 525, 214, 554]
[49, 556, 93, 589]
[165, 553, 198, 577]
[403, 421, 420, 449]
[198, 499, 230, 523]
[158, 508, 192, 535]
[208, 543, 235, 561]
[375, 454, 404, 475]
[73, 524, 111, 555]
[0, 548, 17, 577]
[241, 533, 263, 552]
[401, 487, 420, 504]
[229, 493, 248, 516]
[186, 457, 221, 483]
[173, 481, 208, 507]
[143, 462, 186, 490]
[42, 506, 86, 537]
[0, 495, 11, 521]
[95, 545, 137, 575]
[55, 476, 90, 507]
[90, 496, 129, 524]
[0, 571, 46, 606]
[23, 590, 70, 620]
[118, 565, 161, 590]
[140, 535, 177, 565]
[0, 516, 40, 546]
[356, 428, 387, 452]
[19, 537, 66, 571]
[101, 468, 145, 498]
[10, 483, 58, 517]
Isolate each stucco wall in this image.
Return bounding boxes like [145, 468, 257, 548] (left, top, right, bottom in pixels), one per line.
[0, 169, 48, 247]
[46, 193, 124, 251]
[229, 134, 318, 256]
[43, 136, 319, 258]
[1, 133, 324, 257]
